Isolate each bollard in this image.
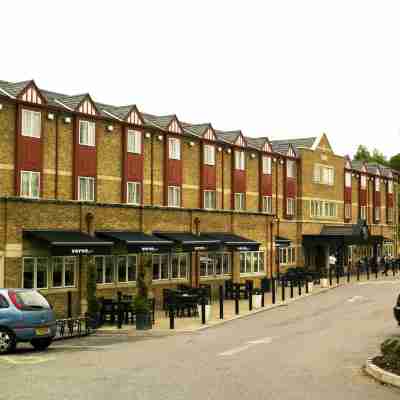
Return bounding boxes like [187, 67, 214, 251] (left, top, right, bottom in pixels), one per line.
[336, 268, 339, 285]
[117, 291, 122, 329]
[219, 285, 224, 320]
[67, 291, 72, 318]
[261, 290, 265, 307]
[298, 279, 302, 296]
[329, 268, 333, 286]
[201, 299, 206, 325]
[169, 308, 175, 330]
[290, 280, 294, 298]
[249, 288, 253, 311]
[272, 278, 276, 304]
[393, 266, 396, 277]
[347, 268, 350, 283]
[367, 265, 370, 280]
[375, 266, 378, 280]
[235, 287, 240, 315]
[306, 279, 309, 294]
[357, 266, 360, 281]
[281, 279, 285, 302]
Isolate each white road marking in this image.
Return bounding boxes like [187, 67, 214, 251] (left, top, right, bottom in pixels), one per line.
[348, 296, 365, 303]
[218, 337, 273, 356]
[0, 355, 54, 365]
[358, 281, 399, 285]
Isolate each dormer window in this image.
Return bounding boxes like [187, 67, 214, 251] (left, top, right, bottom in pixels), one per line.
[388, 180, 393, 194]
[234, 150, 245, 170]
[375, 177, 380, 192]
[262, 156, 272, 175]
[79, 120, 96, 146]
[127, 130, 141, 154]
[168, 137, 181, 160]
[287, 160, 296, 179]
[203, 144, 215, 166]
[345, 172, 352, 188]
[361, 175, 367, 189]
[22, 109, 41, 138]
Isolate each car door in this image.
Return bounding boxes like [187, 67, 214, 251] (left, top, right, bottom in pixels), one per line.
[0, 294, 20, 329]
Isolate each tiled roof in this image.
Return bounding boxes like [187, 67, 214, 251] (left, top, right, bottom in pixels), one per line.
[215, 130, 241, 144]
[142, 113, 176, 129]
[0, 80, 32, 97]
[246, 137, 268, 150]
[181, 122, 211, 138]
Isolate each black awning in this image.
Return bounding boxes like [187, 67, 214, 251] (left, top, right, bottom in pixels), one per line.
[153, 232, 221, 252]
[24, 230, 113, 256]
[275, 236, 291, 248]
[96, 231, 173, 253]
[204, 233, 260, 251]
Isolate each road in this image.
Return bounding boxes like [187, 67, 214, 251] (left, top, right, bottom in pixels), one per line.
[1, 279, 400, 400]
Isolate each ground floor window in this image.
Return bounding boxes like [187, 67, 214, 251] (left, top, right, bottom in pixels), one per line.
[117, 255, 137, 283]
[200, 253, 231, 277]
[383, 242, 393, 257]
[52, 257, 76, 288]
[95, 255, 138, 284]
[23, 257, 48, 289]
[360, 205, 367, 220]
[95, 256, 115, 284]
[279, 247, 296, 265]
[262, 196, 272, 214]
[240, 251, 265, 274]
[152, 253, 189, 280]
[345, 203, 352, 219]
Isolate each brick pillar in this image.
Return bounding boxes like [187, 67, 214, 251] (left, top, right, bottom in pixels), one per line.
[232, 251, 241, 284]
[141, 253, 153, 299]
[79, 255, 89, 315]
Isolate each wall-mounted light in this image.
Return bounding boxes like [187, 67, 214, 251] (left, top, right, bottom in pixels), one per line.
[145, 132, 151, 139]
[0, 104, 3, 111]
[280, 159, 285, 164]
[47, 113, 54, 120]
[272, 158, 277, 163]
[189, 141, 195, 147]
[217, 147, 222, 152]
[106, 125, 114, 132]
[64, 116, 71, 124]
[226, 148, 231, 154]
[250, 153, 256, 159]
[157, 135, 163, 141]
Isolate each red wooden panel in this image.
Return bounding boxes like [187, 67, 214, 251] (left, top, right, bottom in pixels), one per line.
[20, 136, 42, 171]
[387, 193, 394, 208]
[374, 191, 381, 207]
[287, 178, 296, 198]
[261, 174, 272, 196]
[344, 187, 352, 203]
[233, 170, 246, 193]
[126, 154, 144, 181]
[76, 146, 96, 177]
[203, 165, 216, 190]
[359, 189, 367, 205]
[167, 159, 182, 186]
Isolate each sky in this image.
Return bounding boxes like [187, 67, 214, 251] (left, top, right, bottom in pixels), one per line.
[1, 0, 400, 159]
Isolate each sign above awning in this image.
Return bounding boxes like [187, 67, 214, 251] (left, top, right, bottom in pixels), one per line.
[24, 230, 113, 256]
[274, 236, 291, 248]
[96, 231, 173, 253]
[153, 232, 221, 252]
[204, 233, 260, 252]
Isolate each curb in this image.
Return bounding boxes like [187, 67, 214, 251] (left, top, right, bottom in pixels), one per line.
[365, 357, 400, 389]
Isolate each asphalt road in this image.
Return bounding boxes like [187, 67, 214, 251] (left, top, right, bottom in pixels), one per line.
[2, 279, 400, 400]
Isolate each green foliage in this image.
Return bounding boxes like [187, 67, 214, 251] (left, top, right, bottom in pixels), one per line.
[381, 336, 400, 359]
[353, 145, 371, 162]
[133, 295, 150, 313]
[86, 256, 99, 317]
[371, 148, 388, 166]
[389, 153, 400, 172]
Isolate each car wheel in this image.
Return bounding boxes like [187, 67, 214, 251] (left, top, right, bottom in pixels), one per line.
[0, 328, 16, 354]
[31, 338, 52, 351]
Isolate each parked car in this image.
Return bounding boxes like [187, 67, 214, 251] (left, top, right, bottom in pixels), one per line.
[0, 289, 56, 354]
[394, 293, 400, 325]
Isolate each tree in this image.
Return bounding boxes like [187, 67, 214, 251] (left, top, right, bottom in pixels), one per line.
[390, 153, 400, 172]
[353, 145, 371, 162]
[371, 148, 389, 166]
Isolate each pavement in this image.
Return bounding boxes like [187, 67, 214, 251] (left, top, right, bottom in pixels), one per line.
[2, 277, 400, 400]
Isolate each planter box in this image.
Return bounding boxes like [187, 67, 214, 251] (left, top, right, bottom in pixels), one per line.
[197, 305, 212, 322]
[252, 294, 262, 309]
[135, 312, 152, 330]
[320, 278, 329, 288]
[308, 282, 314, 292]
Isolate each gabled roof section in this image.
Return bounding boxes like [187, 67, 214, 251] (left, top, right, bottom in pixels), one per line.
[246, 137, 272, 152]
[181, 123, 216, 140]
[345, 156, 352, 170]
[366, 163, 382, 176]
[142, 113, 183, 134]
[98, 103, 144, 125]
[45, 91, 99, 116]
[352, 160, 368, 173]
[311, 133, 333, 152]
[287, 144, 296, 157]
[216, 130, 247, 147]
[0, 79, 46, 105]
[270, 137, 315, 157]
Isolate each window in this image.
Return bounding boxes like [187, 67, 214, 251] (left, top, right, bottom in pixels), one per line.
[239, 252, 264, 275]
[127, 130, 141, 154]
[22, 109, 41, 138]
[23, 257, 48, 289]
[262, 196, 272, 214]
[313, 164, 334, 185]
[95, 256, 115, 284]
[234, 193, 245, 211]
[153, 253, 188, 280]
[310, 200, 337, 218]
[387, 207, 394, 222]
[204, 190, 216, 210]
[360, 205, 367, 220]
[287, 160, 296, 178]
[345, 172, 352, 188]
[200, 253, 231, 277]
[127, 182, 141, 205]
[375, 178, 380, 192]
[21, 171, 40, 198]
[234, 150, 245, 170]
[78, 177, 95, 201]
[262, 156, 272, 175]
[375, 206, 380, 221]
[168, 186, 181, 207]
[345, 203, 352, 220]
[279, 247, 296, 265]
[388, 180, 393, 194]
[79, 120, 96, 146]
[117, 255, 137, 283]
[203, 144, 215, 166]
[287, 198, 295, 216]
[168, 137, 181, 160]
[361, 174, 367, 189]
[0, 295, 9, 309]
[52, 257, 76, 288]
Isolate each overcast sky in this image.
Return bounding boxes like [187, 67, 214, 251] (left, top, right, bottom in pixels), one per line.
[2, 1, 399, 158]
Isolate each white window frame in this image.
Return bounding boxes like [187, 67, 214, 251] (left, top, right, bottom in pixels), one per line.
[234, 150, 245, 170]
[127, 130, 142, 154]
[152, 253, 189, 281]
[313, 164, 334, 185]
[168, 186, 181, 207]
[388, 180, 393, 194]
[234, 192, 245, 211]
[168, 137, 181, 160]
[345, 203, 352, 220]
[375, 206, 380, 221]
[375, 177, 380, 192]
[21, 109, 41, 138]
[360, 205, 367, 220]
[361, 174, 367, 189]
[20, 170, 40, 199]
[22, 257, 48, 289]
[387, 207, 393, 222]
[287, 198, 295, 216]
[203, 190, 216, 210]
[262, 156, 272, 175]
[79, 120, 96, 146]
[95, 256, 115, 284]
[310, 200, 337, 218]
[287, 160, 296, 179]
[345, 172, 352, 188]
[262, 195, 273, 214]
[51, 256, 76, 288]
[117, 255, 138, 283]
[279, 247, 296, 265]
[239, 251, 265, 275]
[78, 176, 95, 202]
[127, 181, 141, 205]
[203, 144, 215, 166]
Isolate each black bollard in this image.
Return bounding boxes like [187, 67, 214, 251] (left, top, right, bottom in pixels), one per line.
[249, 288, 253, 311]
[67, 291, 72, 318]
[367, 265, 370, 280]
[281, 279, 285, 302]
[261, 290, 265, 307]
[219, 285, 224, 320]
[298, 279, 302, 296]
[306, 278, 309, 294]
[272, 278, 276, 304]
[235, 287, 239, 315]
[329, 268, 333, 286]
[169, 308, 175, 330]
[336, 268, 339, 285]
[357, 266, 360, 281]
[201, 299, 206, 325]
[393, 265, 396, 277]
[290, 280, 294, 298]
[117, 291, 122, 329]
[347, 268, 350, 283]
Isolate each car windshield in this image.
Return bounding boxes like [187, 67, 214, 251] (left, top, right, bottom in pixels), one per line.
[16, 291, 50, 310]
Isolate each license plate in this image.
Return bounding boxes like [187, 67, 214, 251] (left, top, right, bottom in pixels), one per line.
[35, 327, 50, 336]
